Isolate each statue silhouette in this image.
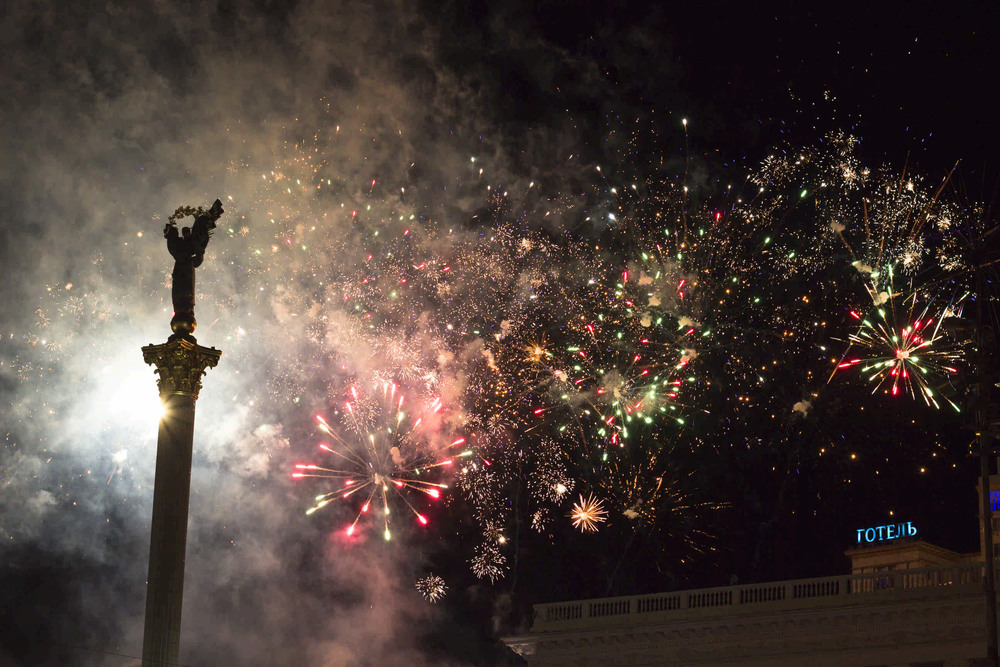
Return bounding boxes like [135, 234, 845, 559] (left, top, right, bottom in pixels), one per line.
[164, 199, 224, 339]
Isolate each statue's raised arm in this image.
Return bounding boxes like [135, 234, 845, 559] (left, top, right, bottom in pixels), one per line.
[190, 199, 223, 258]
[164, 199, 225, 340]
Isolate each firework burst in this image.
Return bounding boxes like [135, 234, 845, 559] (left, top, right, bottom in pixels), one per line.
[415, 574, 448, 603]
[550, 298, 689, 451]
[292, 379, 470, 540]
[568, 492, 609, 533]
[833, 265, 965, 409]
[469, 541, 507, 581]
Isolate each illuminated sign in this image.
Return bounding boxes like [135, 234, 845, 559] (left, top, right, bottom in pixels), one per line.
[991, 490, 1000, 512]
[856, 522, 916, 544]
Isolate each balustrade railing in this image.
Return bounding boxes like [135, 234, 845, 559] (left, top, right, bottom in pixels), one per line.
[533, 561, 990, 632]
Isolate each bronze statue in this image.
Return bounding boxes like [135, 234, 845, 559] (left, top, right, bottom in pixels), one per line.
[164, 199, 224, 340]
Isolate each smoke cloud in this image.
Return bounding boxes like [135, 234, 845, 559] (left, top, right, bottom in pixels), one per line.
[0, 1, 593, 663]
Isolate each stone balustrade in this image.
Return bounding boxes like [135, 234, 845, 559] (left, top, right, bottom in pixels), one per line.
[532, 561, 987, 633]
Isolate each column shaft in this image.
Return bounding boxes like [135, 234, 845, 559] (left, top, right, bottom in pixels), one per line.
[142, 393, 197, 667]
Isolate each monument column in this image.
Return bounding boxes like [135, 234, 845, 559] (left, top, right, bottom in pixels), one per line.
[141, 199, 224, 667]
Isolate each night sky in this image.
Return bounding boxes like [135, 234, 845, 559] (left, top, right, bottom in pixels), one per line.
[2, 2, 999, 665]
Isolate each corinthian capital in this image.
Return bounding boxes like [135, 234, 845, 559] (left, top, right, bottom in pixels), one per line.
[142, 338, 222, 399]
